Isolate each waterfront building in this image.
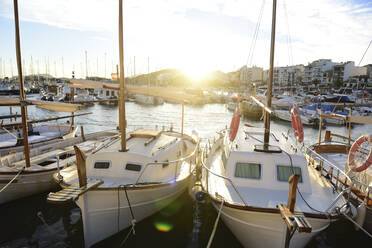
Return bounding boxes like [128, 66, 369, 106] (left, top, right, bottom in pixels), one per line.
[239, 65, 263, 85]
[272, 64, 304, 87]
[302, 59, 334, 85]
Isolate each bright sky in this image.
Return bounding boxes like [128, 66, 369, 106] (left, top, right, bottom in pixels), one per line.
[0, 0, 371, 79]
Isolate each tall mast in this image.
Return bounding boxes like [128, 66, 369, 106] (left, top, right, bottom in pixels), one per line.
[10, 58, 14, 77]
[37, 59, 40, 82]
[80, 62, 83, 79]
[133, 56, 136, 83]
[0, 57, 2, 78]
[104, 52, 107, 79]
[147, 56, 150, 87]
[62, 56, 64, 78]
[13, 0, 31, 167]
[54, 60, 57, 79]
[47, 56, 50, 82]
[118, 0, 127, 151]
[30, 55, 34, 81]
[96, 56, 99, 77]
[85, 50, 88, 79]
[263, 0, 277, 147]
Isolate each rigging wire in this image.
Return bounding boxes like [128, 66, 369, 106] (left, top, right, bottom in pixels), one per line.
[330, 39, 372, 114]
[246, 0, 266, 71]
[283, 0, 293, 66]
[358, 40, 372, 66]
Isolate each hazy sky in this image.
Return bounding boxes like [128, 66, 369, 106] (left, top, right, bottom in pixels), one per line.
[0, 0, 371, 79]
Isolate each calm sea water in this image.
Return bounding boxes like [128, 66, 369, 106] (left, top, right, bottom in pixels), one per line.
[0, 95, 371, 247]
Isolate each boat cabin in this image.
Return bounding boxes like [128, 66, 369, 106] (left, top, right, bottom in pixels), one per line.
[86, 129, 196, 186]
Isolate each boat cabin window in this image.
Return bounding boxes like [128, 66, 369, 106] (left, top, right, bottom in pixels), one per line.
[235, 162, 261, 179]
[94, 161, 111, 169]
[277, 165, 303, 183]
[125, 163, 141, 172]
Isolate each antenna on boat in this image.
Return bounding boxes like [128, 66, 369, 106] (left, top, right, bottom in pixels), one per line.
[263, 0, 277, 148]
[118, 0, 127, 152]
[13, 0, 31, 167]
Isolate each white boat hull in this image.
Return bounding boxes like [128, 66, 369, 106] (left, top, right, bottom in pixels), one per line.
[0, 125, 78, 156]
[134, 94, 164, 105]
[77, 177, 190, 247]
[212, 202, 331, 248]
[274, 109, 314, 126]
[0, 169, 57, 204]
[0, 131, 119, 204]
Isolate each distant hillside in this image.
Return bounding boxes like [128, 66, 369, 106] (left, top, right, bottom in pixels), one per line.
[127, 68, 240, 87]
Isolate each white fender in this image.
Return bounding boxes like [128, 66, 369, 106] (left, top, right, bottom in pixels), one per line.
[355, 203, 366, 231]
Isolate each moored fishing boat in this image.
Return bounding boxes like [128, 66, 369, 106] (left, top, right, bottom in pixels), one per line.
[52, 128, 199, 247]
[200, 118, 353, 247]
[134, 94, 164, 105]
[199, 0, 357, 247]
[274, 108, 317, 126]
[47, 2, 200, 247]
[0, 0, 119, 205]
[96, 89, 118, 105]
[0, 123, 78, 156]
[304, 113, 372, 235]
[0, 130, 119, 204]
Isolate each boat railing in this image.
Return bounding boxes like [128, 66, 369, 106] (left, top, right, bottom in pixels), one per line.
[303, 145, 355, 203]
[134, 138, 200, 185]
[200, 141, 248, 206]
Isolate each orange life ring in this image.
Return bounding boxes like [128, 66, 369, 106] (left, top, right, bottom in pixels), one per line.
[347, 134, 372, 172]
[229, 106, 240, 141]
[290, 107, 304, 143]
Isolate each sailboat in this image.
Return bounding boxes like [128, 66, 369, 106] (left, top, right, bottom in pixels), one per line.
[0, 119, 78, 156]
[0, 1, 120, 205]
[200, 1, 354, 247]
[47, 1, 199, 247]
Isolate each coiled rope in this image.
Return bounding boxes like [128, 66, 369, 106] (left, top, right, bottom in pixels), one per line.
[206, 199, 224, 248]
[0, 166, 25, 193]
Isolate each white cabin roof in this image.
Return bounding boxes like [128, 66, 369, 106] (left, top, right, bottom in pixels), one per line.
[96, 130, 181, 159]
[231, 126, 298, 155]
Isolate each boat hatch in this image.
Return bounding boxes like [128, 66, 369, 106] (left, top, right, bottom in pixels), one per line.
[59, 153, 74, 160]
[276, 165, 303, 183]
[38, 160, 56, 166]
[94, 161, 111, 169]
[125, 163, 141, 172]
[254, 144, 282, 153]
[235, 162, 261, 179]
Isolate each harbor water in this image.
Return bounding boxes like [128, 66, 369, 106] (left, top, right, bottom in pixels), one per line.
[0, 96, 371, 247]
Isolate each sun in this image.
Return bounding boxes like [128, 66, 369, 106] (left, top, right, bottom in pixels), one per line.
[185, 67, 206, 80]
[182, 63, 210, 85]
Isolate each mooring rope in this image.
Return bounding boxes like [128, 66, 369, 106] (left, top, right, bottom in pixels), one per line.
[124, 185, 135, 221]
[120, 220, 136, 247]
[0, 166, 25, 193]
[340, 208, 372, 239]
[117, 185, 137, 247]
[206, 199, 224, 248]
[37, 211, 56, 236]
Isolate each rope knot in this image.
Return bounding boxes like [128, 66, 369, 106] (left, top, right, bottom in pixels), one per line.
[131, 219, 136, 235]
